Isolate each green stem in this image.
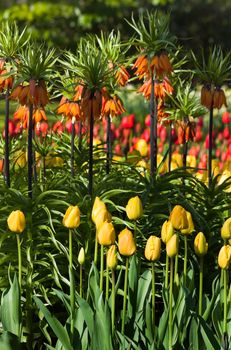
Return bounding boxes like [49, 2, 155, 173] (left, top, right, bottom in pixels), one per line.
[80, 265, 83, 298]
[94, 230, 98, 265]
[69, 229, 75, 344]
[134, 220, 137, 241]
[174, 253, 178, 282]
[223, 268, 227, 334]
[169, 257, 174, 350]
[106, 259, 109, 300]
[121, 257, 129, 334]
[100, 245, 104, 291]
[165, 254, 169, 288]
[199, 257, 203, 316]
[26, 214, 33, 348]
[151, 262, 155, 332]
[183, 236, 188, 285]
[16, 234, 22, 288]
[111, 269, 115, 333]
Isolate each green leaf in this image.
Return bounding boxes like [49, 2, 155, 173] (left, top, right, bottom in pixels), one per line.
[0, 331, 22, 350]
[33, 296, 72, 350]
[1, 274, 21, 337]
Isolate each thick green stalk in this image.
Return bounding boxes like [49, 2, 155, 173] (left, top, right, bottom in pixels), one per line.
[16, 234, 22, 288]
[80, 264, 83, 298]
[174, 253, 178, 282]
[199, 257, 203, 316]
[208, 107, 214, 187]
[183, 236, 188, 285]
[151, 262, 156, 331]
[4, 87, 10, 187]
[94, 231, 98, 265]
[69, 229, 75, 343]
[223, 269, 227, 334]
[106, 261, 109, 300]
[165, 254, 169, 288]
[169, 257, 174, 350]
[111, 269, 115, 332]
[26, 213, 33, 348]
[121, 257, 129, 334]
[100, 245, 104, 291]
[27, 104, 33, 198]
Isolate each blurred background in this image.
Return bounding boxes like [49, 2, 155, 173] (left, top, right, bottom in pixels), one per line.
[0, 0, 230, 52]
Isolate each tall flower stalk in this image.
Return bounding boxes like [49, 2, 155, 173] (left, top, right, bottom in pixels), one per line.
[62, 36, 115, 196]
[11, 43, 56, 197]
[127, 11, 176, 176]
[0, 21, 28, 187]
[192, 47, 231, 187]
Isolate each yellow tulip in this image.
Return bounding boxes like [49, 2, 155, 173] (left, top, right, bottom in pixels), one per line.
[145, 236, 161, 261]
[78, 247, 85, 265]
[97, 221, 115, 246]
[91, 197, 106, 224]
[194, 232, 208, 257]
[218, 170, 231, 192]
[14, 151, 27, 169]
[157, 154, 167, 173]
[166, 234, 179, 258]
[171, 153, 183, 169]
[107, 245, 118, 269]
[170, 205, 188, 230]
[181, 211, 194, 235]
[126, 196, 143, 220]
[218, 245, 231, 269]
[221, 218, 231, 240]
[212, 159, 220, 177]
[118, 228, 136, 256]
[95, 208, 112, 230]
[187, 155, 197, 169]
[63, 205, 80, 229]
[7, 210, 26, 233]
[161, 220, 174, 244]
[135, 139, 148, 157]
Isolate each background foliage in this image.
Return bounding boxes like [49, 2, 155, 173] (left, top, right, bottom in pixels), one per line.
[0, 0, 230, 52]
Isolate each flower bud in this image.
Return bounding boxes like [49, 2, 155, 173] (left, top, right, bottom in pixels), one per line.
[181, 211, 194, 235]
[97, 221, 115, 246]
[78, 247, 85, 265]
[194, 232, 208, 257]
[221, 218, 231, 240]
[92, 197, 106, 224]
[145, 236, 161, 261]
[161, 220, 174, 244]
[107, 245, 118, 269]
[166, 234, 179, 258]
[95, 208, 112, 230]
[118, 228, 136, 256]
[63, 205, 80, 229]
[218, 245, 231, 269]
[170, 205, 188, 230]
[126, 196, 143, 220]
[7, 210, 26, 233]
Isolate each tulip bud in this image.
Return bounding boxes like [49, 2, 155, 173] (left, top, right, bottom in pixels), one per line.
[97, 221, 115, 246]
[92, 197, 106, 224]
[221, 218, 231, 240]
[126, 196, 143, 220]
[166, 234, 179, 258]
[161, 220, 174, 244]
[218, 245, 231, 269]
[181, 211, 194, 235]
[194, 232, 208, 257]
[78, 247, 85, 265]
[95, 208, 112, 230]
[7, 210, 26, 233]
[63, 205, 80, 229]
[145, 236, 161, 261]
[170, 205, 188, 230]
[118, 228, 136, 256]
[107, 245, 118, 269]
